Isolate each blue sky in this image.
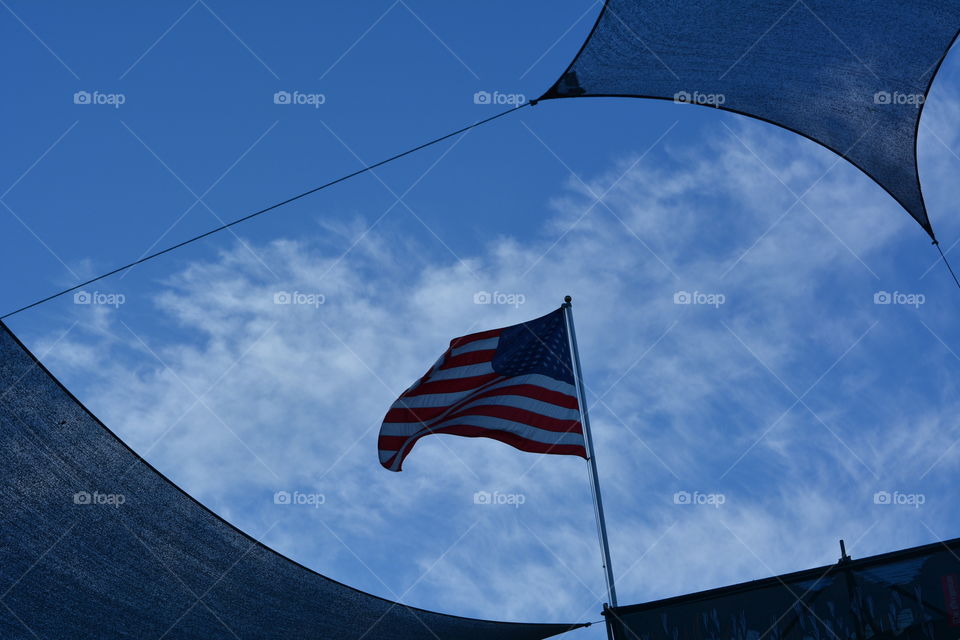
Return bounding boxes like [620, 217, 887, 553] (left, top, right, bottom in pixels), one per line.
[3, 2, 960, 638]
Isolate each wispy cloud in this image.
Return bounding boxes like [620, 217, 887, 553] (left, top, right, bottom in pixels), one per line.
[29, 102, 960, 636]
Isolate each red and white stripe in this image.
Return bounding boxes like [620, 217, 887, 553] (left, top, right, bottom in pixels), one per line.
[378, 328, 587, 471]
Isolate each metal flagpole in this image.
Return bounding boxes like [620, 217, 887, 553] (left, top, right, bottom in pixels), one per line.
[561, 296, 619, 639]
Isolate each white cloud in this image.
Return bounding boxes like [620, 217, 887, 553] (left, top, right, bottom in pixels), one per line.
[28, 98, 960, 638]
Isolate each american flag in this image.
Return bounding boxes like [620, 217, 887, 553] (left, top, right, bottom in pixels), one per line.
[378, 307, 588, 471]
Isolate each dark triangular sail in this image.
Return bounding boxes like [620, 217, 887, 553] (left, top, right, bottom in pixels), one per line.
[0, 322, 583, 640]
[542, 0, 960, 239]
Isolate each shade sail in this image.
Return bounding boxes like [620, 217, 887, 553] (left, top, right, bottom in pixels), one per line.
[541, 0, 960, 239]
[0, 322, 583, 640]
[607, 536, 960, 639]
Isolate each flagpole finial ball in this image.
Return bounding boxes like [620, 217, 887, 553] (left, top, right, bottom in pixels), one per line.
[564, 295, 572, 304]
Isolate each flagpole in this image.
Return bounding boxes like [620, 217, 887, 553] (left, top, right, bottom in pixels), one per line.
[562, 296, 619, 635]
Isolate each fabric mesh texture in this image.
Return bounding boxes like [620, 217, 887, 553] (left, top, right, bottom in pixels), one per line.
[0, 322, 582, 640]
[541, 0, 960, 238]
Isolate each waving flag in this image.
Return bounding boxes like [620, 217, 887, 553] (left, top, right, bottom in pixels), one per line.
[378, 308, 587, 471]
